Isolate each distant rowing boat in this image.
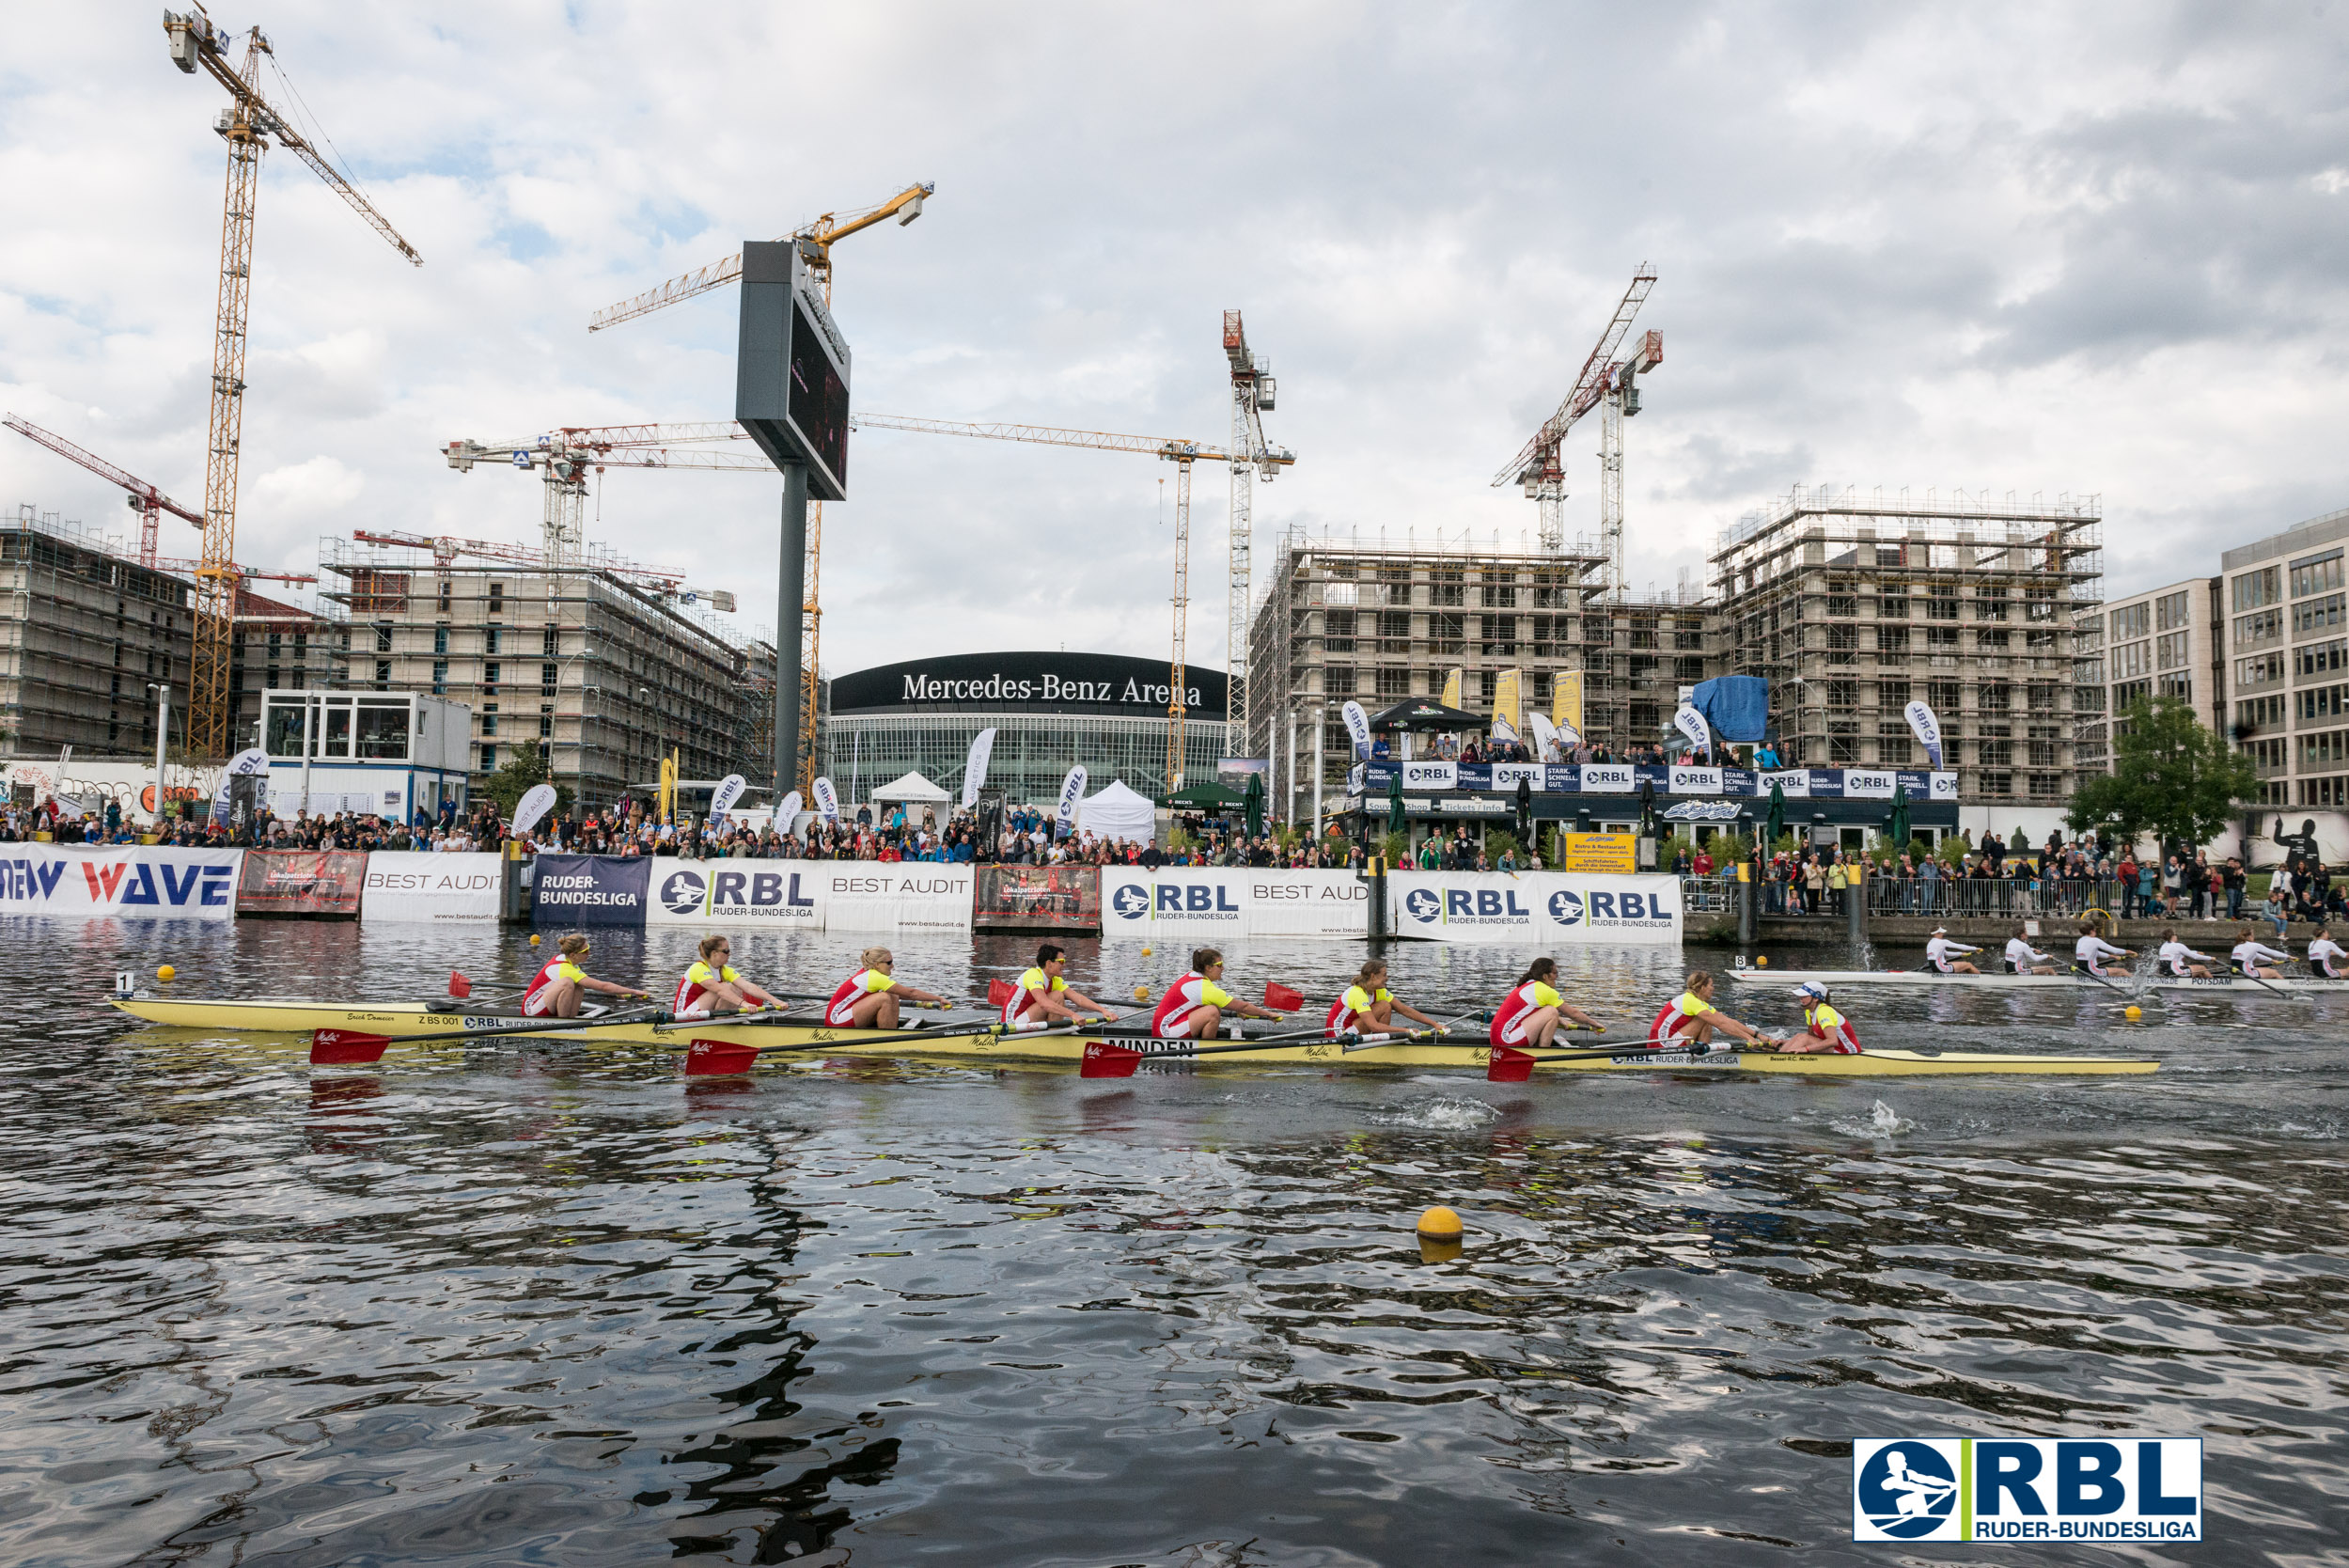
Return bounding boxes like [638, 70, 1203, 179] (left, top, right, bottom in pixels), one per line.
[1725, 968, 2349, 994]
[107, 996, 2159, 1076]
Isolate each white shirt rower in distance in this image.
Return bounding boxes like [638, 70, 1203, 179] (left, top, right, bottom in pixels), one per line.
[2003, 931, 2056, 975]
[1924, 928, 1981, 974]
[2231, 932, 2291, 979]
[2156, 930, 2217, 980]
[2308, 928, 2348, 978]
[2074, 929, 2134, 978]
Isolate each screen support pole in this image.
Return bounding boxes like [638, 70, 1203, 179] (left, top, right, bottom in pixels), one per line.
[774, 462, 808, 800]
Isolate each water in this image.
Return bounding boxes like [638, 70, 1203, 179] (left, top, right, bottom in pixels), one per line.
[2, 920, 2344, 1564]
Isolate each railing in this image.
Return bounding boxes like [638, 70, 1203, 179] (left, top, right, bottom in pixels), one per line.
[1865, 876, 2126, 919]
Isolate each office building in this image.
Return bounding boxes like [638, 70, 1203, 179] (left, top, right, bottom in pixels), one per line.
[2218, 505, 2349, 808]
[2075, 577, 2222, 777]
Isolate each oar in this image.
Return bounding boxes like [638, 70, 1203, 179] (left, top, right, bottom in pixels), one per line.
[2070, 961, 2131, 995]
[1077, 1023, 1344, 1079]
[765, 988, 975, 1011]
[1487, 1039, 1747, 1081]
[310, 1006, 666, 1065]
[685, 1020, 1086, 1077]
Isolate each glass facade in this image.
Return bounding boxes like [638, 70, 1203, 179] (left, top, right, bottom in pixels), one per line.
[822, 713, 1229, 808]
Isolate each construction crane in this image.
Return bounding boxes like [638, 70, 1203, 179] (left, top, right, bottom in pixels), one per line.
[1221, 311, 1283, 765]
[163, 8, 422, 756]
[443, 430, 771, 568]
[585, 181, 932, 793]
[5, 413, 201, 569]
[351, 523, 732, 611]
[1493, 264, 1658, 595]
[854, 413, 1294, 790]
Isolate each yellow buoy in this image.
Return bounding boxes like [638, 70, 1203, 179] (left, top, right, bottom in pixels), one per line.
[1756, 955, 1769, 966]
[1134, 984, 1150, 1000]
[2124, 1005, 2141, 1021]
[529, 933, 542, 946]
[156, 964, 176, 982]
[1416, 1205, 1462, 1239]
[1140, 947, 1152, 956]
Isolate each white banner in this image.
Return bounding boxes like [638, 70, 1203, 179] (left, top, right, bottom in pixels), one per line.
[1580, 763, 1635, 793]
[708, 775, 746, 822]
[1388, 870, 1682, 945]
[1402, 760, 1457, 791]
[1760, 768, 1811, 799]
[1101, 868, 1366, 940]
[777, 790, 805, 833]
[1841, 769, 1898, 800]
[646, 861, 972, 931]
[0, 844, 242, 921]
[1527, 713, 1558, 758]
[360, 851, 504, 921]
[1493, 761, 1544, 792]
[1903, 699, 1944, 770]
[1668, 765, 1723, 795]
[812, 777, 839, 822]
[511, 783, 559, 836]
[1673, 704, 1713, 760]
[1055, 765, 1088, 836]
[962, 729, 996, 808]
[1928, 771, 1958, 801]
[1340, 699, 1371, 759]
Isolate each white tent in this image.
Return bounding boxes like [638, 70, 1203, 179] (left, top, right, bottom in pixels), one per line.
[871, 770, 950, 804]
[1076, 778, 1157, 844]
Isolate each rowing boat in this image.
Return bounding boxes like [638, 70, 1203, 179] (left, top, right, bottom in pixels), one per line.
[106, 996, 2159, 1076]
[1724, 967, 2349, 994]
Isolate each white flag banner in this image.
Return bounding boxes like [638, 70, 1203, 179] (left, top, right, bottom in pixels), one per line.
[1903, 699, 1944, 770]
[710, 774, 747, 822]
[777, 790, 804, 832]
[511, 782, 559, 835]
[1527, 712, 1558, 758]
[1672, 704, 1713, 761]
[962, 729, 997, 809]
[812, 776, 839, 822]
[1340, 699, 1372, 760]
[210, 746, 272, 825]
[1055, 765, 1088, 836]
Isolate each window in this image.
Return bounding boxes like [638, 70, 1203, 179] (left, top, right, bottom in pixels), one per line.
[1429, 612, 1464, 653]
[1978, 771, 2012, 797]
[1429, 573, 1464, 607]
[1878, 678, 1911, 708]
[433, 624, 449, 655]
[1480, 581, 1516, 608]
[541, 662, 559, 696]
[2299, 730, 2349, 768]
[1481, 616, 1517, 656]
[431, 659, 448, 694]
[1324, 609, 1355, 652]
[2154, 589, 2191, 632]
[2114, 679, 2152, 710]
[1377, 666, 1413, 698]
[2156, 672, 2191, 699]
[374, 623, 393, 652]
[2291, 549, 2344, 598]
[2155, 631, 2188, 669]
[2110, 641, 2149, 679]
[1925, 625, 1959, 650]
[1323, 666, 1356, 695]
[1826, 591, 1857, 619]
[2028, 774, 2062, 799]
[484, 662, 501, 692]
[539, 713, 553, 738]
[2299, 776, 2349, 807]
[2247, 737, 2289, 774]
[480, 744, 497, 772]
[481, 713, 498, 736]
[2294, 592, 2346, 637]
[2293, 687, 2343, 723]
[437, 581, 452, 615]
[1979, 683, 2012, 712]
[1927, 679, 1961, 712]
[1976, 629, 2012, 651]
[1673, 655, 1706, 682]
[2109, 603, 2151, 639]
[374, 659, 391, 688]
[2237, 651, 2285, 686]
[1878, 590, 1909, 619]
[1826, 624, 1858, 664]
[2232, 567, 2280, 611]
[1826, 680, 1859, 709]
[485, 627, 502, 656]
[1875, 625, 1909, 653]
[542, 623, 560, 656]
[489, 582, 506, 613]
[2295, 639, 2347, 680]
[1377, 610, 1412, 642]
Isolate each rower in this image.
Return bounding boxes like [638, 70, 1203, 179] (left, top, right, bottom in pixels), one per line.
[1925, 927, 1982, 975]
[826, 946, 949, 1028]
[2156, 927, 2217, 980]
[523, 933, 650, 1019]
[1648, 969, 1781, 1050]
[1002, 943, 1120, 1031]
[1780, 980, 1861, 1054]
[2308, 925, 2347, 979]
[1152, 948, 1285, 1040]
[1490, 957, 1601, 1053]
[2230, 927, 2290, 980]
[672, 934, 781, 1018]
[1326, 958, 1447, 1041]
[2074, 917, 2135, 979]
[2003, 926, 2057, 976]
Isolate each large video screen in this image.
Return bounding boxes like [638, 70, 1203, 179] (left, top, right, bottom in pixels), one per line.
[788, 293, 849, 494]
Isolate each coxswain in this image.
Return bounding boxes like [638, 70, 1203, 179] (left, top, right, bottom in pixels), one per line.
[2003, 926, 2057, 975]
[1487, 957, 1601, 1053]
[2074, 917, 2135, 979]
[1649, 969, 1781, 1050]
[826, 946, 949, 1028]
[1780, 980, 1861, 1054]
[522, 933, 650, 1019]
[1325, 959, 1447, 1041]
[2230, 927, 2290, 980]
[2155, 928, 2217, 980]
[2308, 925, 2347, 979]
[1924, 927, 1982, 975]
[672, 934, 782, 1017]
[1001, 943, 1120, 1030]
[1152, 948, 1285, 1040]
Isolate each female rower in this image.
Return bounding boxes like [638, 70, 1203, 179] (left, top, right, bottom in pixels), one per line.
[2308, 925, 2347, 979]
[826, 947, 949, 1028]
[1152, 948, 1286, 1040]
[523, 933, 650, 1019]
[1780, 980, 1861, 1054]
[2003, 926, 2057, 975]
[1325, 959, 1447, 1041]
[1001, 943, 1120, 1030]
[2156, 928, 2217, 980]
[2074, 917, 2135, 979]
[1490, 957, 1601, 1053]
[1649, 969, 1781, 1049]
[1925, 927, 1982, 975]
[673, 934, 782, 1018]
[2230, 927, 2290, 980]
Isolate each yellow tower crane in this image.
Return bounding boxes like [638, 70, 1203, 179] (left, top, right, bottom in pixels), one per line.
[587, 182, 932, 792]
[162, 8, 422, 755]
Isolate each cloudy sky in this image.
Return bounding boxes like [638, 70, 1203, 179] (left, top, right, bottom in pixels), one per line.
[4, 3, 2345, 678]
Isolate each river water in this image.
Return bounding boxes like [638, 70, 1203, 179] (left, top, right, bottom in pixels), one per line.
[1, 919, 2342, 1565]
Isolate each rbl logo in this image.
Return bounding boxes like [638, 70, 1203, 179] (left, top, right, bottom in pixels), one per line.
[1548, 890, 1584, 926]
[660, 870, 707, 915]
[1856, 1442, 1958, 1539]
[1402, 888, 1441, 921]
[1110, 885, 1151, 918]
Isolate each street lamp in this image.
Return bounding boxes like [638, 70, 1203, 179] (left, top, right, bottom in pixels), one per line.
[145, 682, 170, 829]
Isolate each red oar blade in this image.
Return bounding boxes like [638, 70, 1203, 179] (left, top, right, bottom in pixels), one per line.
[448, 969, 473, 998]
[1080, 1041, 1143, 1079]
[1487, 1047, 1536, 1084]
[311, 1029, 391, 1066]
[1264, 981, 1305, 1011]
[987, 977, 1015, 1008]
[685, 1039, 760, 1078]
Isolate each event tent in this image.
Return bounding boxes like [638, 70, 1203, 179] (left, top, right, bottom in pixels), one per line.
[1075, 778, 1156, 844]
[871, 770, 950, 803]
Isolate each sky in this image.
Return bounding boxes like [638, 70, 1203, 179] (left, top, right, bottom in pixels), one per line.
[3, 3, 2346, 679]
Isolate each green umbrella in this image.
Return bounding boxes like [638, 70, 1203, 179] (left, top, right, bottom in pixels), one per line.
[1386, 766, 1406, 837]
[1887, 782, 1910, 855]
[1765, 779, 1786, 847]
[1244, 770, 1265, 839]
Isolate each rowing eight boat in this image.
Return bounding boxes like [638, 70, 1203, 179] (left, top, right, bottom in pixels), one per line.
[1724, 968, 2349, 994]
[107, 996, 2160, 1076]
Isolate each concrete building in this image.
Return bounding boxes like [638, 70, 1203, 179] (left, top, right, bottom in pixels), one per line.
[318, 537, 764, 810]
[1708, 487, 2104, 807]
[2074, 576, 2223, 779]
[2219, 505, 2349, 810]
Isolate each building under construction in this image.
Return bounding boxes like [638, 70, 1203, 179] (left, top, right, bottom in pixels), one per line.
[1708, 486, 2105, 804]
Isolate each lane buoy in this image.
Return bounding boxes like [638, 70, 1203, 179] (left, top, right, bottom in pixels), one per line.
[2124, 1005, 2141, 1021]
[1141, 947, 1152, 956]
[157, 964, 176, 982]
[1757, 955, 1769, 966]
[1416, 1205, 1462, 1239]
[529, 933, 542, 946]
[1133, 984, 1150, 1000]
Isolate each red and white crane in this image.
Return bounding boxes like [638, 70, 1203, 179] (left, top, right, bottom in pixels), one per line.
[4, 412, 200, 569]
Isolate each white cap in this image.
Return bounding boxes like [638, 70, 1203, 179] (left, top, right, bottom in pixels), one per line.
[1931, 926, 1949, 935]
[1794, 980, 1827, 1001]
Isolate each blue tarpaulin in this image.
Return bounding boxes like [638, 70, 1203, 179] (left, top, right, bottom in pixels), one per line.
[1691, 676, 1770, 743]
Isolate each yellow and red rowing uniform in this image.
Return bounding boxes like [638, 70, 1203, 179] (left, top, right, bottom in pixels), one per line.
[1002, 965, 1066, 1029]
[1648, 990, 1716, 1042]
[523, 955, 585, 1017]
[825, 967, 897, 1026]
[674, 961, 741, 1018]
[1803, 1000, 1861, 1053]
[1490, 980, 1563, 1046]
[1152, 972, 1233, 1039]
[1326, 984, 1391, 1039]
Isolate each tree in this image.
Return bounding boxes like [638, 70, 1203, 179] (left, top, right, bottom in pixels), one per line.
[2068, 697, 2255, 855]
[479, 749, 571, 823]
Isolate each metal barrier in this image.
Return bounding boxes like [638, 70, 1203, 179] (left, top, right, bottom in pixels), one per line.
[1866, 875, 2125, 919]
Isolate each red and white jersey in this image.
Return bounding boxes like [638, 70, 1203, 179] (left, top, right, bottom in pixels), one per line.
[523, 955, 584, 1017]
[1803, 1002, 1861, 1054]
[1490, 980, 1563, 1047]
[1003, 965, 1066, 1027]
[826, 967, 896, 1026]
[1153, 972, 1233, 1038]
[1648, 990, 1716, 1042]
[1326, 984, 1391, 1039]
[674, 961, 740, 1016]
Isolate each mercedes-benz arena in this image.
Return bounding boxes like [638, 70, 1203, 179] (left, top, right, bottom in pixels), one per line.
[822, 651, 1229, 808]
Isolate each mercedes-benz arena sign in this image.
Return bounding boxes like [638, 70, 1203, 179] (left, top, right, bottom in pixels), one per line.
[830, 651, 1230, 718]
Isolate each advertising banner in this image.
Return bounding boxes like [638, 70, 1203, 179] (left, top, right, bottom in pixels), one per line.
[1402, 760, 1457, 792]
[825, 865, 975, 932]
[235, 849, 366, 917]
[646, 862, 974, 932]
[1492, 762, 1544, 793]
[974, 864, 1102, 932]
[1388, 871, 1681, 945]
[532, 854, 650, 927]
[361, 851, 504, 921]
[1668, 766, 1724, 795]
[1560, 833, 1637, 874]
[0, 844, 241, 921]
[1100, 868, 1366, 940]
